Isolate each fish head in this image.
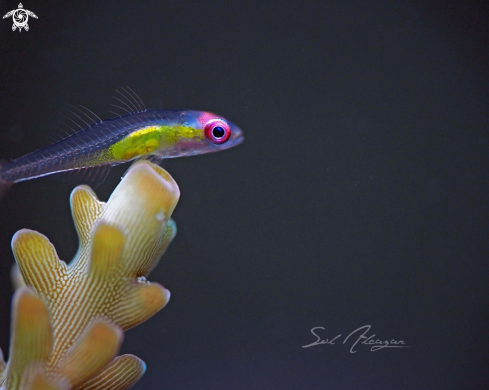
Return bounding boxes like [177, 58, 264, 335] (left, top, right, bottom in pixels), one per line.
[163, 110, 244, 157]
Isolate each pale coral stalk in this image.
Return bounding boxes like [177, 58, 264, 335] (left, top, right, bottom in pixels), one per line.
[0, 161, 180, 390]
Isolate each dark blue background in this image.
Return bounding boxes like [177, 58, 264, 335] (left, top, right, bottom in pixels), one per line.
[1, 1, 489, 389]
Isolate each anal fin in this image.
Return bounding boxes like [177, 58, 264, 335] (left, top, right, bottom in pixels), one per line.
[52, 164, 111, 189]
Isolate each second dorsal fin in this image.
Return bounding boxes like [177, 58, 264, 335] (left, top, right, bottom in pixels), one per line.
[50, 104, 103, 144]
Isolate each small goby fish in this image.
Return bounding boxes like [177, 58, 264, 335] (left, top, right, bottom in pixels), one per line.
[0, 98, 244, 199]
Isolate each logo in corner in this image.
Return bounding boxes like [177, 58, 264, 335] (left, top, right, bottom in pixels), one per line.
[3, 3, 37, 32]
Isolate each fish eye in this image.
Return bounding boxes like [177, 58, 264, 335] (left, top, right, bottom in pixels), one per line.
[204, 119, 231, 144]
[213, 126, 225, 138]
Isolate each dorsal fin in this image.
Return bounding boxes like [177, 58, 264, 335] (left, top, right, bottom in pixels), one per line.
[109, 86, 146, 117]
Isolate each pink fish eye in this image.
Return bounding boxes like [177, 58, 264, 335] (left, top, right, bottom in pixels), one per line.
[204, 119, 231, 144]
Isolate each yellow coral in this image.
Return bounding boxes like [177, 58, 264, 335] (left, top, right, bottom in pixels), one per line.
[0, 161, 180, 390]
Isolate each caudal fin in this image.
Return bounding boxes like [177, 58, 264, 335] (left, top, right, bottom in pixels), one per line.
[0, 160, 13, 200]
[0, 180, 12, 200]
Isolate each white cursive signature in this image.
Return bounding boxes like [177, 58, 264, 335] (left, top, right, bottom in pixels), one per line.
[302, 325, 408, 353]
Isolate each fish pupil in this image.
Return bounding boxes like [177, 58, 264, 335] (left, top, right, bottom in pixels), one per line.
[212, 126, 225, 138]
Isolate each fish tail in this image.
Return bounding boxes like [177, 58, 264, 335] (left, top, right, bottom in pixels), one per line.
[0, 160, 13, 200]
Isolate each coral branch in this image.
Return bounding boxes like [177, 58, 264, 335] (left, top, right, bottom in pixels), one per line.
[4, 287, 52, 390]
[76, 355, 146, 390]
[55, 319, 122, 387]
[0, 161, 180, 389]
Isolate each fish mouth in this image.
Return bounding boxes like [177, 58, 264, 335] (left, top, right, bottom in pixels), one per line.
[232, 126, 244, 144]
[223, 125, 244, 149]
